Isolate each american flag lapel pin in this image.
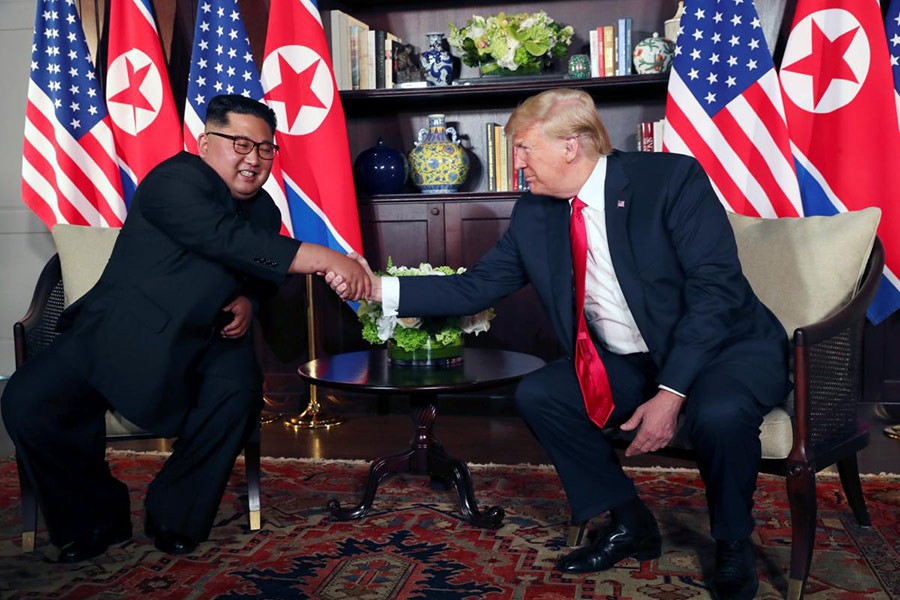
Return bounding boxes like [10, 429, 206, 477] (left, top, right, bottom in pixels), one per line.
[617, 200, 626, 208]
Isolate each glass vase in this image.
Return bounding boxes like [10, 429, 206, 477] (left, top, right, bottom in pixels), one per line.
[387, 337, 463, 368]
[479, 60, 543, 77]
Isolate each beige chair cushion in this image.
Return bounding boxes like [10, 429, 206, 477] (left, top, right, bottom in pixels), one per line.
[50, 224, 120, 307]
[51, 224, 140, 436]
[728, 209, 880, 457]
[727, 208, 881, 336]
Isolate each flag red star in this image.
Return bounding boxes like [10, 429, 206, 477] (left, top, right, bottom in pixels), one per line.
[266, 52, 326, 131]
[782, 21, 859, 107]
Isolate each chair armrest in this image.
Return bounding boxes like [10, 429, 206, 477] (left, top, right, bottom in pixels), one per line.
[790, 238, 884, 462]
[13, 254, 65, 368]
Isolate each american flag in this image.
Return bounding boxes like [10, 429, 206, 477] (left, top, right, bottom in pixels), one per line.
[261, 0, 363, 257]
[21, 0, 126, 228]
[663, 0, 801, 218]
[183, 0, 294, 236]
[782, 0, 900, 323]
[888, 0, 900, 125]
[106, 0, 182, 201]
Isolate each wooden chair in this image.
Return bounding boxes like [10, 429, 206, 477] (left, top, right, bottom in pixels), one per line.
[13, 245, 262, 553]
[568, 209, 885, 600]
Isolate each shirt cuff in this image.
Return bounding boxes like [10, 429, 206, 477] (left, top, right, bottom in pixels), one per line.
[658, 384, 686, 398]
[381, 276, 399, 316]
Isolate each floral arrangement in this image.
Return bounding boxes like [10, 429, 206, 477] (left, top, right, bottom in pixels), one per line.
[357, 260, 495, 352]
[448, 11, 574, 73]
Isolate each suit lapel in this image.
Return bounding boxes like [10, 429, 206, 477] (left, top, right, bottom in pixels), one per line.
[604, 153, 647, 330]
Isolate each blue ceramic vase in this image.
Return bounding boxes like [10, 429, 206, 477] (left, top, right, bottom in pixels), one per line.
[420, 32, 454, 86]
[354, 138, 408, 195]
[408, 114, 469, 194]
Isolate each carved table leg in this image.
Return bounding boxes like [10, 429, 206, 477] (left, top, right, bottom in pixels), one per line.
[328, 393, 505, 529]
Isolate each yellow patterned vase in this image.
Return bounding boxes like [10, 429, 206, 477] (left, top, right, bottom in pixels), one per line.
[408, 114, 470, 194]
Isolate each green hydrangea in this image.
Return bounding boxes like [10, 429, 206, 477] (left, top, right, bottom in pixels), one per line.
[356, 259, 495, 352]
[448, 11, 574, 72]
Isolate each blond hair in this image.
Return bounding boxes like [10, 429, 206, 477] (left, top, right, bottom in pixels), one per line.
[505, 88, 612, 158]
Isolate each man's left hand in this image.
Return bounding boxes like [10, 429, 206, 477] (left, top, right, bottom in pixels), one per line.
[220, 296, 252, 338]
[619, 389, 685, 457]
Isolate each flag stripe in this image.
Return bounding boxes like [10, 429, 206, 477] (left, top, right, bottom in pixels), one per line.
[665, 83, 762, 217]
[22, 0, 126, 230]
[25, 98, 126, 225]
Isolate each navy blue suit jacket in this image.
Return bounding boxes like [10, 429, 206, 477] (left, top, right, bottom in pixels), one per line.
[399, 151, 789, 406]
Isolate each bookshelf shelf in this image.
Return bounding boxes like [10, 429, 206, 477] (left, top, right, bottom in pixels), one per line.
[340, 73, 669, 114]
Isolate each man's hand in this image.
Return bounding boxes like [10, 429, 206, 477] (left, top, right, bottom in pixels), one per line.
[326, 251, 372, 301]
[619, 389, 685, 457]
[326, 252, 381, 301]
[220, 295, 252, 339]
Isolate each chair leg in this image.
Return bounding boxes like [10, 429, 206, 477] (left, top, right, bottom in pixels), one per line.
[17, 457, 38, 553]
[785, 464, 817, 600]
[836, 455, 871, 526]
[566, 518, 587, 548]
[245, 422, 262, 531]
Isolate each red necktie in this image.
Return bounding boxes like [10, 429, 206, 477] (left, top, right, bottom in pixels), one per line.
[570, 197, 615, 427]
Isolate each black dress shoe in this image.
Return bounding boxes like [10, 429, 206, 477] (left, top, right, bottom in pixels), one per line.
[555, 511, 662, 574]
[712, 538, 758, 600]
[57, 520, 132, 563]
[144, 516, 197, 556]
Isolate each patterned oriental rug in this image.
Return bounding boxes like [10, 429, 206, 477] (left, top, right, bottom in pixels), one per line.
[0, 451, 898, 599]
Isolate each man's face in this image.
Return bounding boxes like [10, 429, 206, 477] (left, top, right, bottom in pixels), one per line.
[198, 113, 275, 200]
[512, 123, 570, 198]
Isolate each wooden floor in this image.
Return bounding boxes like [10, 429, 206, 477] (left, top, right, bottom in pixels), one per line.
[118, 392, 900, 475]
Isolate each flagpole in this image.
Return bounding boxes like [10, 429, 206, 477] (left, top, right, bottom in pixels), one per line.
[284, 274, 344, 430]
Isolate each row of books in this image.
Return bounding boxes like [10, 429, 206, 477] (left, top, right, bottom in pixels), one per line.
[637, 119, 667, 152]
[321, 10, 402, 91]
[588, 18, 633, 77]
[484, 123, 530, 193]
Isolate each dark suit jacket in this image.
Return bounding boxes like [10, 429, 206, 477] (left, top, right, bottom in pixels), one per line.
[56, 152, 301, 436]
[399, 151, 789, 406]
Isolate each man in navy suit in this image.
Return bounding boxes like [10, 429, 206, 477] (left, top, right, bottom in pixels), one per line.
[2, 95, 370, 563]
[335, 89, 788, 599]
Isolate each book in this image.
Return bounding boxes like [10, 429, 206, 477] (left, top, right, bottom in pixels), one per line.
[617, 17, 633, 76]
[485, 122, 497, 192]
[385, 32, 402, 89]
[344, 14, 370, 90]
[603, 25, 616, 78]
[497, 127, 509, 192]
[366, 29, 377, 89]
[589, 29, 600, 77]
[322, 10, 350, 90]
[374, 30, 386, 89]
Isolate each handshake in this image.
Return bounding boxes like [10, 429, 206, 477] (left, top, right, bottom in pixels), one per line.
[323, 251, 381, 302]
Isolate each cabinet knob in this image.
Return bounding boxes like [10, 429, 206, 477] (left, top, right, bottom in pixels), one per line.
[431, 207, 440, 215]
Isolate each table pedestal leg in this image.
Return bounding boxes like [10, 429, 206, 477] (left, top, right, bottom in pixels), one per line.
[328, 394, 505, 529]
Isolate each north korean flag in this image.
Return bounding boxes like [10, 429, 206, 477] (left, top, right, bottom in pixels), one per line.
[260, 0, 363, 256]
[782, 0, 900, 323]
[106, 0, 183, 202]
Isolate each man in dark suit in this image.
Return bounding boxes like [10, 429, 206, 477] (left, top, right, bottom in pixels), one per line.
[335, 89, 788, 600]
[1, 95, 369, 562]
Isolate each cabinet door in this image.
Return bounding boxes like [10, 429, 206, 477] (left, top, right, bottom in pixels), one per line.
[359, 201, 445, 268]
[443, 200, 564, 361]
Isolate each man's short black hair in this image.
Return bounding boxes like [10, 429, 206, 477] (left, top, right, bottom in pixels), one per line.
[206, 95, 277, 136]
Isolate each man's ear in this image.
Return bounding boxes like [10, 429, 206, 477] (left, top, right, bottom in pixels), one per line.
[565, 136, 579, 162]
[197, 133, 208, 157]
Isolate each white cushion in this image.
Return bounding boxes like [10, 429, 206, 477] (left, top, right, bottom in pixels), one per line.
[727, 208, 880, 336]
[50, 224, 120, 307]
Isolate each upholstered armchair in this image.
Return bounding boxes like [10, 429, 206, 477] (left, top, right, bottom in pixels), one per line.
[570, 208, 884, 600]
[13, 225, 262, 552]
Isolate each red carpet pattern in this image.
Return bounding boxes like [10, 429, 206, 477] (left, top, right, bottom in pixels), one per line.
[0, 451, 898, 599]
